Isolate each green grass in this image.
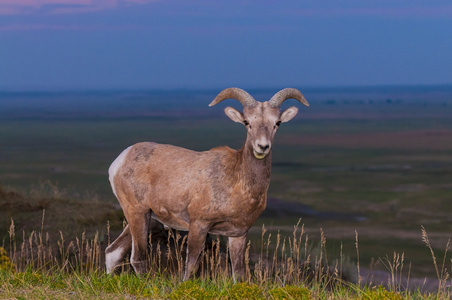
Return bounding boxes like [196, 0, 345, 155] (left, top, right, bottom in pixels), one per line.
[0, 217, 451, 299]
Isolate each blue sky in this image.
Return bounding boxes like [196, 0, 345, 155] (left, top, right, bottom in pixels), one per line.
[1, 0, 451, 90]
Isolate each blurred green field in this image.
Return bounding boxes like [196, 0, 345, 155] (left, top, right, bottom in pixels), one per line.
[1, 86, 452, 279]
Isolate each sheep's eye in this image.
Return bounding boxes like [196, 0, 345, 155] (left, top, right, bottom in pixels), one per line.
[244, 120, 249, 126]
[276, 121, 281, 126]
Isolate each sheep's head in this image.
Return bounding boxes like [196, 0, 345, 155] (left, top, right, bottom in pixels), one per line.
[209, 88, 309, 160]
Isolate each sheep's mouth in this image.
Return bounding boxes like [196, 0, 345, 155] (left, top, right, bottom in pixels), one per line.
[253, 150, 268, 160]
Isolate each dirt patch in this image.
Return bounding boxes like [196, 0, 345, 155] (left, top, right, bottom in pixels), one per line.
[0, 187, 123, 243]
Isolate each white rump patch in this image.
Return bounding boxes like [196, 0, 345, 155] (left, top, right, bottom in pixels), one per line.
[109, 146, 132, 198]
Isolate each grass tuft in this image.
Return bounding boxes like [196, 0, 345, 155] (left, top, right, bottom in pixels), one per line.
[1, 206, 452, 299]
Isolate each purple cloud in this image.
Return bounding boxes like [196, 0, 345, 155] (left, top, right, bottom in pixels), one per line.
[0, 0, 157, 15]
[0, 23, 152, 32]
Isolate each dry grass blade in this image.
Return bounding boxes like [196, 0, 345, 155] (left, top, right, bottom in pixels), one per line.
[8, 218, 15, 264]
[421, 225, 451, 295]
[355, 230, 361, 287]
[421, 226, 440, 280]
[379, 252, 405, 292]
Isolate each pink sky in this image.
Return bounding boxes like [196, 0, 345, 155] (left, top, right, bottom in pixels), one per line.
[0, 0, 155, 14]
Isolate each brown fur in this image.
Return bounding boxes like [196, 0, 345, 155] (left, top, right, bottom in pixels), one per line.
[105, 90, 307, 281]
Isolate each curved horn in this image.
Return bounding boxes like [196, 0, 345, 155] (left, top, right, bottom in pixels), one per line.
[209, 87, 257, 107]
[268, 88, 310, 108]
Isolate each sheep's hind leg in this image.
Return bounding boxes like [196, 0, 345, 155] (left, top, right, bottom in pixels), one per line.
[128, 210, 152, 274]
[228, 234, 247, 282]
[105, 225, 132, 274]
[183, 221, 209, 281]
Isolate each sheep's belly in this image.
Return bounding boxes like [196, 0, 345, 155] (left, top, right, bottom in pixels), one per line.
[151, 213, 189, 231]
[208, 221, 249, 237]
[151, 214, 250, 237]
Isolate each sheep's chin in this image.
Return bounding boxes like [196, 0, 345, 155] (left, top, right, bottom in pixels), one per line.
[253, 150, 267, 160]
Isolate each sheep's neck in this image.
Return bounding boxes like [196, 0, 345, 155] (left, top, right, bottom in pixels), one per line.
[238, 143, 272, 198]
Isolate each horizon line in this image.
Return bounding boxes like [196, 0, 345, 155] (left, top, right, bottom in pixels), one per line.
[1, 83, 452, 94]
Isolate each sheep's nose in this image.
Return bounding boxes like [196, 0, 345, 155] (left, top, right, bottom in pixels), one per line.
[258, 144, 269, 152]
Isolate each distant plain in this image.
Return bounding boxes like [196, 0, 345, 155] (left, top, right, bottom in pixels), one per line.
[1, 86, 452, 279]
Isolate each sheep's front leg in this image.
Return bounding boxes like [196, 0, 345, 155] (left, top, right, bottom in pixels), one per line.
[228, 234, 247, 282]
[105, 225, 132, 274]
[183, 222, 209, 281]
[127, 210, 151, 274]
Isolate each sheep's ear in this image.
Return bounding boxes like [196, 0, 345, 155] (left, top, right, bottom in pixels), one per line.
[224, 107, 245, 124]
[280, 106, 298, 123]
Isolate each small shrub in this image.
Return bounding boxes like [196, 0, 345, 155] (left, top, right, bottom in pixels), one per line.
[0, 247, 15, 272]
[362, 285, 404, 300]
[169, 280, 217, 300]
[268, 285, 312, 299]
[228, 282, 264, 300]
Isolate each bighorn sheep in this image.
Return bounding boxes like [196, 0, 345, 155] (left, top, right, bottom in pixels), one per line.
[105, 88, 309, 281]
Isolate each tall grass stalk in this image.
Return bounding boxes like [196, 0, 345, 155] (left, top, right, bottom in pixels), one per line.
[421, 225, 451, 296]
[380, 252, 405, 292]
[355, 230, 361, 287]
